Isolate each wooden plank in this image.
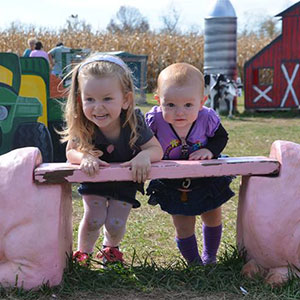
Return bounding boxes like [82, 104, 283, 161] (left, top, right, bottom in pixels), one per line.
[34, 156, 280, 184]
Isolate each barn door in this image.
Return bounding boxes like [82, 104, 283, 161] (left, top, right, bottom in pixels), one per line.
[280, 61, 300, 108]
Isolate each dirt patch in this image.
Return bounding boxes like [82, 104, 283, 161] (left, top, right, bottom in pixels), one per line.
[59, 290, 245, 300]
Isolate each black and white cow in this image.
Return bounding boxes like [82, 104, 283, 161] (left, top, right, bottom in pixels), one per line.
[204, 73, 243, 118]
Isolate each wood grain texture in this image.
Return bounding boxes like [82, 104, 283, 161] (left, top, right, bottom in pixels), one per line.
[34, 156, 280, 183]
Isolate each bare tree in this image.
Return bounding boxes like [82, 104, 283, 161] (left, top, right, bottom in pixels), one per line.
[239, 13, 280, 38]
[185, 24, 202, 35]
[107, 6, 149, 33]
[258, 17, 280, 39]
[64, 15, 92, 33]
[159, 4, 180, 34]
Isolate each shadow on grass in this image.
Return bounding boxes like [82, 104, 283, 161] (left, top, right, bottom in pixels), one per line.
[233, 109, 300, 120]
[2, 246, 300, 300]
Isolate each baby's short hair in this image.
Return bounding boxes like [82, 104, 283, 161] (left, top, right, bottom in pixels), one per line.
[158, 63, 204, 91]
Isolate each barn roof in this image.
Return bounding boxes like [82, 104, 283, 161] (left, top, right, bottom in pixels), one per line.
[244, 35, 281, 69]
[275, 1, 300, 17]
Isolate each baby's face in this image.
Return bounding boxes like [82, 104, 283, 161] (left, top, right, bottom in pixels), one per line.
[158, 80, 205, 130]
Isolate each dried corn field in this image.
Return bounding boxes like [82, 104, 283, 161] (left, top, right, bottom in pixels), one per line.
[0, 29, 272, 91]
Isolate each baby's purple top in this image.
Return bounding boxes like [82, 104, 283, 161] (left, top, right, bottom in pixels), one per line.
[145, 106, 220, 159]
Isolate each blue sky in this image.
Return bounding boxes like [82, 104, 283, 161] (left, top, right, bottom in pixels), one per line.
[1, 0, 299, 32]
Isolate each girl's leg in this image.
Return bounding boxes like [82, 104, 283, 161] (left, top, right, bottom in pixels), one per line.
[103, 199, 132, 247]
[201, 206, 222, 265]
[172, 215, 202, 265]
[77, 195, 107, 253]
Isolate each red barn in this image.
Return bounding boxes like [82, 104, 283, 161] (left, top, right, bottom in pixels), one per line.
[244, 2, 300, 111]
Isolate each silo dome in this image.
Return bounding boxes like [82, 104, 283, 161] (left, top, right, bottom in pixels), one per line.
[206, 0, 236, 18]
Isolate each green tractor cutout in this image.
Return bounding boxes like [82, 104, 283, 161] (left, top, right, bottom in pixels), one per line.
[0, 50, 89, 162]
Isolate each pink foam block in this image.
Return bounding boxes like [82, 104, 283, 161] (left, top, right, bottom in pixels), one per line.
[237, 140, 300, 285]
[0, 147, 72, 289]
[34, 156, 280, 183]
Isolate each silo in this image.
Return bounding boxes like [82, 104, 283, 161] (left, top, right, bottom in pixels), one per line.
[204, 0, 237, 79]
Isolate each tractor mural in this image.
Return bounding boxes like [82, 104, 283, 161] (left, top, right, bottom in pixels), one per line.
[0, 49, 89, 162]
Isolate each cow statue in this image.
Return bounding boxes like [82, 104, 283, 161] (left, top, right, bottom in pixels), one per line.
[0, 147, 73, 289]
[204, 73, 243, 118]
[237, 140, 300, 286]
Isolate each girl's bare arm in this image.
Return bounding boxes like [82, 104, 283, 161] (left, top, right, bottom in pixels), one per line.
[121, 136, 163, 183]
[66, 140, 109, 176]
[66, 139, 85, 164]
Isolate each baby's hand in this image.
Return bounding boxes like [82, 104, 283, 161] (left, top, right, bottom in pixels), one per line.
[120, 152, 151, 183]
[80, 153, 109, 176]
[189, 148, 213, 160]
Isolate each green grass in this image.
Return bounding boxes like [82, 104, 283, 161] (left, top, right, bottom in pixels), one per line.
[2, 95, 300, 299]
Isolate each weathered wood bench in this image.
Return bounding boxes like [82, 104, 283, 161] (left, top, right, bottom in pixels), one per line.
[2, 140, 300, 289]
[34, 156, 280, 183]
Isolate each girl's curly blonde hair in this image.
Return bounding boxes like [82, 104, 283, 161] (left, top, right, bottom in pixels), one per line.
[60, 54, 138, 154]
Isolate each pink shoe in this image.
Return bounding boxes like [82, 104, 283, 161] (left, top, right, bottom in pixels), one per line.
[96, 247, 124, 265]
[73, 250, 91, 266]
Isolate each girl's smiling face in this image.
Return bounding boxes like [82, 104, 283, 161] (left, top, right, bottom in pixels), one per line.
[79, 75, 131, 138]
